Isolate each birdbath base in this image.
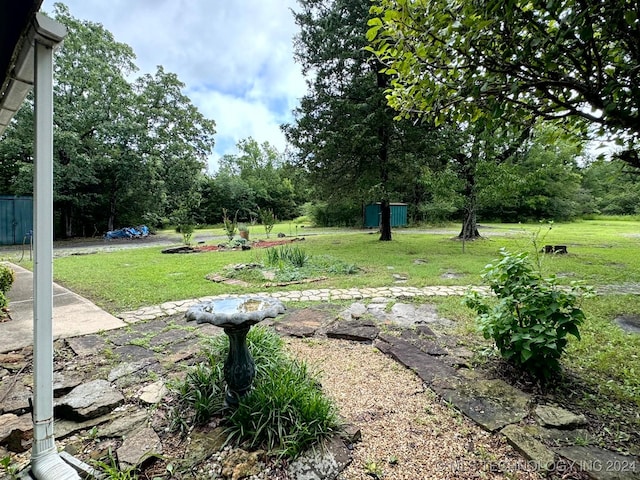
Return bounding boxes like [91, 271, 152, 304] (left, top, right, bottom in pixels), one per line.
[186, 296, 286, 407]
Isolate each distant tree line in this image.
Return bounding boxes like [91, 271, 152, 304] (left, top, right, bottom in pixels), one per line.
[1, 2, 638, 240]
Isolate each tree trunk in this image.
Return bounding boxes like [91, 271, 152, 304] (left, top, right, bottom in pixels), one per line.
[376, 69, 392, 242]
[379, 199, 392, 241]
[108, 194, 117, 232]
[457, 155, 481, 240]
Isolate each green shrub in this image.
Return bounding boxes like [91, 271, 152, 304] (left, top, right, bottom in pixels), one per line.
[464, 249, 591, 380]
[258, 207, 276, 238]
[0, 291, 7, 311]
[171, 326, 339, 459]
[0, 264, 14, 294]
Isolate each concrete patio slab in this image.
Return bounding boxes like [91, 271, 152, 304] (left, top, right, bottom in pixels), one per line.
[1, 262, 126, 353]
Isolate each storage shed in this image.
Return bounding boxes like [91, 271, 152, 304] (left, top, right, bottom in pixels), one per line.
[363, 202, 408, 228]
[0, 195, 33, 245]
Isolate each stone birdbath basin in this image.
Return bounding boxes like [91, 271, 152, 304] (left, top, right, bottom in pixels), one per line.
[186, 296, 286, 407]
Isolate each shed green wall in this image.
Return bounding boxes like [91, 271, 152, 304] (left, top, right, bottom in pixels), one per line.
[0, 196, 33, 245]
[363, 203, 408, 228]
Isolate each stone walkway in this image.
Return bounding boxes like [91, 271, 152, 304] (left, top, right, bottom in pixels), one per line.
[3, 283, 640, 479]
[118, 283, 639, 324]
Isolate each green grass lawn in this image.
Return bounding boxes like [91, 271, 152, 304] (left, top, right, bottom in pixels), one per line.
[38, 219, 640, 312]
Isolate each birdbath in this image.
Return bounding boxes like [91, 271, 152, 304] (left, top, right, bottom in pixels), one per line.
[186, 296, 286, 407]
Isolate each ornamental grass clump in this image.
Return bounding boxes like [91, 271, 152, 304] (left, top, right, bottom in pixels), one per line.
[464, 248, 592, 380]
[171, 326, 339, 459]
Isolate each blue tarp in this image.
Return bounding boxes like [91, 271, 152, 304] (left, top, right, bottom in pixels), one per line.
[104, 225, 149, 240]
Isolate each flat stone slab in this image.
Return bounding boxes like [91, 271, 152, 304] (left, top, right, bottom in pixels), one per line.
[326, 320, 379, 342]
[288, 436, 351, 480]
[113, 345, 156, 362]
[557, 445, 640, 480]
[399, 329, 447, 356]
[431, 377, 531, 432]
[501, 424, 556, 471]
[614, 315, 640, 334]
[98, 410, 149, 438]
[55, 379, 125, 421]
[0, 413, 32, 452]
[66, 334, 108, 356]
[274, 308, 332, 338]
[375, 333, 457, 384]
[0, 379, 31, 414]
[535, 405, 588, 429]
[117, 426, 162, 468]
[108, 358, 159, 382]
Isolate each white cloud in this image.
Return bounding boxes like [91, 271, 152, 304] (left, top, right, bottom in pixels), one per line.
[190, 89, 290, 172]
[41, 0, 307, 172]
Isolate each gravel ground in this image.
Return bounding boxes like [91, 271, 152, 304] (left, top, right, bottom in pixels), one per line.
[285, 338, 541, 480]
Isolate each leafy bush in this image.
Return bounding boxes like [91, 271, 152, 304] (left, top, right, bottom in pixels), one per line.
[0, 265, 14, 312]
[171, 326, 339, 459]
[464, 249, 591, 380]
[0, 264, 14, 294]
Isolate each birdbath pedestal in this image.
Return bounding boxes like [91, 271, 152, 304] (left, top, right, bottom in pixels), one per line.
[186, 296, 286, 407]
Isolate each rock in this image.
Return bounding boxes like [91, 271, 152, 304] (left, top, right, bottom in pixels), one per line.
[535, 405, 588, 429]
[614, 315, 640, 334]
[536, 427, 594, 446]
[182, 429, 227, 466]
[414, 324, 437, 337]
[0, 413, 32, 452]
[375, 333, 457, 384]
[399, 329, 447, 356]
[107, 358, 158, 382]
[0, 353, 27, 370]
[53, 370, 85, 396]
[221, 448, 264, 480]
[339, 303, 368, 320]
[275, 308, 332, 338]
[431, 377, 531, 432]
[501, 424, 556, 471]
[288, 436, 351, 480]
[55, 379, 125, 421]
[340, 424, 362, 445]
[139, 381, 167, 404]
[98, 410, 149, 438]
[66, 334, 108, 356]
[117, 426, 162, 468]
[55, 411, 126, 440]
[0, 379, 31, 414]
[326, 320, 379, 342]
[112, 345, 156, 362]
[557, 445, 640, 480]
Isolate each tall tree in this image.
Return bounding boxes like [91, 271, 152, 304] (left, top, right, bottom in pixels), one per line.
[368, 0, 640, 168]
[0, 4, 215, 236]
[284, 0, 440, 240]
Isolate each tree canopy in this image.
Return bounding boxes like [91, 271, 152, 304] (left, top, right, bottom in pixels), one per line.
[368, 0, 640, 167]
[284, 0, 445, 239]
[0, 4, 215, 236]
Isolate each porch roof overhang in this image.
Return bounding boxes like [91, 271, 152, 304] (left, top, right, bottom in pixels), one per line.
[0, 1, 66, 136]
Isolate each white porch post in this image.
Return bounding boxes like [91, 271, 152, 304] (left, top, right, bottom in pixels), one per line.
[31, 18, 79, 480]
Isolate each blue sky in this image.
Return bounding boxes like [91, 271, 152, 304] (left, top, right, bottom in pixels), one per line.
[41, 0, 307, 172]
